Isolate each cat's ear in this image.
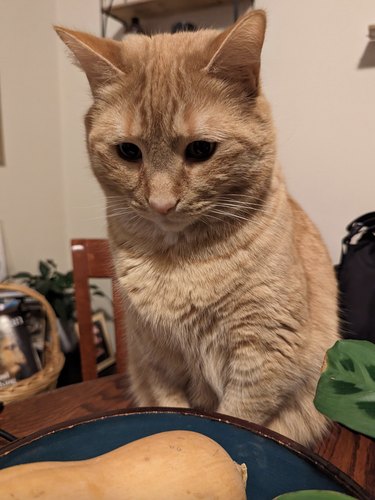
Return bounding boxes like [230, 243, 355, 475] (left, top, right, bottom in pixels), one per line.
[54, 27, 125, 94]
[205, 10, 266, 95]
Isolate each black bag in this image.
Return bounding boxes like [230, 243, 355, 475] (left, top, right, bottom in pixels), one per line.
[336, 212, 375, 342]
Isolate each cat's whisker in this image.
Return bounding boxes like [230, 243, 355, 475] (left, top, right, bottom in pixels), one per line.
[217, 198, 266, 206]
[219, 194, 272, 205]
[215, 204, 274, 218]
[216, 196, 277, 212]
[209, 210, 272, 234]
[210, 209, 250, 223]
[107, 206, 135, 213]
[127, 216, 142, 224]
[202, 212, 267, 233]
[197, 217, 211, 228]
[105, 214, 125, 219]
[217, 197, 268, 206]
[217, 197, 270, 208]
[200, 213, 226, 224]
[216, 200, 272, 210]
[106, 201, 131, 207]
[108, 209, 134, 215]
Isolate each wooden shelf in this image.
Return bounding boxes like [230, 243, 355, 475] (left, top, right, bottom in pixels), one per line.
[104, 0, 237, 23]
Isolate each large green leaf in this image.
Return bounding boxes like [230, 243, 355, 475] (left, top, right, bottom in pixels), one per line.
[314, 340, 375, 438]
[274, 491, 355, 500]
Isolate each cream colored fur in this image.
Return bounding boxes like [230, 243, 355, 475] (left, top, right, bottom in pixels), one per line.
[56, 10, 339, 447]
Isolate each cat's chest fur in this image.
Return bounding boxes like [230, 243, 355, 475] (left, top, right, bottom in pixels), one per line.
[116, 247, 235, 402]
[117, 249, 229, 331]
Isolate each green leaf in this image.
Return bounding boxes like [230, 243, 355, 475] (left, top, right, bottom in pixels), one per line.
[34, 280, 51, 295]
[11, 272, 33, 280]
[274, 491, 355, 500]
[39, 261, 50, 279]
[314, 340, 375, 438]
[65, 271, 74, 287]
[53, 296, 68, 321]
[46, 259, 57, 269]
[89, 284, 111, 302]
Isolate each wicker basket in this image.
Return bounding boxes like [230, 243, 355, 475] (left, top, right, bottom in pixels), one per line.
[0, 283, 65, 405]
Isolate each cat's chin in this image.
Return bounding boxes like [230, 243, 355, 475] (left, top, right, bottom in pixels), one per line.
[153, 217, 190, 234]
[156, 222, 188, 235]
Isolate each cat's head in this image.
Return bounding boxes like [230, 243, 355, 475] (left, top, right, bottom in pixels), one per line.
[56, 11, 275, 239]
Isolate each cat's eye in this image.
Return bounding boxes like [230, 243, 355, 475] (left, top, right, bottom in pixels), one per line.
[185, 141, 217, 162]
[116, 142, 142, 162]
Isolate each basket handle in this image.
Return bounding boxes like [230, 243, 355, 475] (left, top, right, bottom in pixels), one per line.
[0, 283, 60, 357]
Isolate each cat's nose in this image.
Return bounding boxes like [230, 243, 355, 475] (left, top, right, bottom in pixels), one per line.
[148, 196, 178, 215]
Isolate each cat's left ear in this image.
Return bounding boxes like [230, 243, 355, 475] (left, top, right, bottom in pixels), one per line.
[54, 27, 125, 95]
[205, 10, 266, 95]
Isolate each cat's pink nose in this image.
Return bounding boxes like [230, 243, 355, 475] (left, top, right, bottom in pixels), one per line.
[148, 196, 178, 215]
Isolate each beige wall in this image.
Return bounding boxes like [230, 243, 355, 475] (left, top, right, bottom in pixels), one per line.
[259, 0, 375, 261]
[0, 0, 68, 274]
[56, 0, 107, 246]
[0, 1, 374, 275]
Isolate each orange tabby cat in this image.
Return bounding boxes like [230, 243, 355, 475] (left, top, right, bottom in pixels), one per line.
[56, 10, 339, 446]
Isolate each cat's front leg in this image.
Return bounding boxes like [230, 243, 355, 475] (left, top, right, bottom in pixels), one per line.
[129, 362, 190, 408]
[215, 352, 326, 446]
[215, 347, 298, 427]
[217, 389, 271, 425]
[127, 332, 190, 409]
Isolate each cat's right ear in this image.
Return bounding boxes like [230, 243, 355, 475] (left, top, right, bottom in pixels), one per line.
[204, 10, 266, 96]
[54, 27, 125, 95]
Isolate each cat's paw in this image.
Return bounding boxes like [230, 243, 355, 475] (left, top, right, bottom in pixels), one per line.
[157, 396, 190, 409]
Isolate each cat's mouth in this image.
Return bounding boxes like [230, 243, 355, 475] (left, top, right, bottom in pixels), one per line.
[127, 204, 200, 233]
[152, 215, 190, 233]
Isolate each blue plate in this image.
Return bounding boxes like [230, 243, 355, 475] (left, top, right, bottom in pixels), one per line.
[0, 408, 367, 499]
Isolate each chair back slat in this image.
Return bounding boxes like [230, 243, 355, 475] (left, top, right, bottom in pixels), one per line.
[71, 239, 126, 381]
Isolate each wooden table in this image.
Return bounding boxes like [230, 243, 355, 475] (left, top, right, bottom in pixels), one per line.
[0, 374, 374, 497]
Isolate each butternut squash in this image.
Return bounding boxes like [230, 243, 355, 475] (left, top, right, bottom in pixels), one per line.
[0, 430, 247, 499]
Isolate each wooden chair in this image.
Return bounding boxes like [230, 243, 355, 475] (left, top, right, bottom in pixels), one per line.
[71, 239, 127, 381]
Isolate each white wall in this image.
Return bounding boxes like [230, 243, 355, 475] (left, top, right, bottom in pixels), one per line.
[0, 0, 68, 274]
[55, 1, 107, 246]
[1, 0, 374, 274]
[258, 0, 375, 261]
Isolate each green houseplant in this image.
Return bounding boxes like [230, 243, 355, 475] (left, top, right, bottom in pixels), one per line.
[11, 259, 107, 352]
[314, 339, 375, 439]
[13, 260, 75, 324]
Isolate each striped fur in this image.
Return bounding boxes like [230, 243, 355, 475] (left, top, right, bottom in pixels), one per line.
[56, 10, 339, 446]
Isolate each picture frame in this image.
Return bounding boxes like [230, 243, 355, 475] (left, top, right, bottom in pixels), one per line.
[92, 312, 115, 372]
[76, 311, 115, 373]
[0, 293, 42, 388]
[20, 296, 48, 364]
